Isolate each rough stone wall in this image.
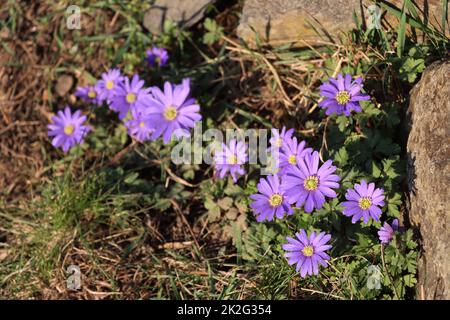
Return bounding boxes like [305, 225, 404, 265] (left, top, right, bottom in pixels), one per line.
[407, 60, 450, 300]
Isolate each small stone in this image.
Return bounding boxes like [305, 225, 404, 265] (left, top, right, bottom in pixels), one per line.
[143, 0, 214, 34]
[0, 250, 9, 262]
[0, 27, 9, 39]
[55, 74, 74, 97]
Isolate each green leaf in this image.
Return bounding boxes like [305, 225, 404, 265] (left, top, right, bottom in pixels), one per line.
[372, 161, 382, 178]
[382, 158, 400, 179]
[336, 115, 351, 132]
[153, 198, 171, 211]
[405, 256, 417, 273]
[217, 197, 233, 210]
[334, 147, 349, 166]
[398, 57, 425, 83]
[202, 18, 223, 45]
[224, 183, 244, 197]
[386, 193, 402, 218]
[403, 274, 417, 287]
[124, 172, 139, 185]
[204, 197, 221, 222]
[376, 137, 401, 156]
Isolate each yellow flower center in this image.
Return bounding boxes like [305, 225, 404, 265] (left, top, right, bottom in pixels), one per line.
[88, 90, 97, 98]
[164, 106, 177, 121]
[155, 57, 161, 64]
[276, 138, 283, 147]
[126, 93, 136, 104]
[358, 197, 372, 210]
[139, 121, 145, 128]
[288, 155, 297, 165]
[64, 124, 75, 135]
[304, 176, 319, 191]
[335, 90, 350, 105]
[106, 80, 114, 90]
[227, 154, 238, 165]
[269, 194, 283, 207]
[302, 245, 314, 257]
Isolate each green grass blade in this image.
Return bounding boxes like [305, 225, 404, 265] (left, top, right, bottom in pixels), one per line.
[405, 0, 420, 21]
[397, 3, 407, 57]
[443, 0, 449, 34]
[377, 0, 447, 41]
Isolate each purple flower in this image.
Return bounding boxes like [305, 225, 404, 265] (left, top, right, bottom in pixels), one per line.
[146, 81, 201, 144]
[95, 68, 124, 102]
[177, 77, 191, 92]
[214, 139, 248, 182]
[342, 180, 385, 224]
[124, 111, 154, 142]
[278, 137, 312, 175]
[378, 219, 399, 244]
[283, 229, 332, 277]
[75, 85, 101, 104]
[146, 47, 169, 67]
[110, 74, 152, 120]
[47, 106, 90, 153]
[319, 73, 370, 116]
[281, 151, 339, 213]
[250, 175, 293, 222]
[269, 127, 294, 150]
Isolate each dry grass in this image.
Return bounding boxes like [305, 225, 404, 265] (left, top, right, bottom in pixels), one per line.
[0, 0, 356, 299]
[1, 0, 436, 300]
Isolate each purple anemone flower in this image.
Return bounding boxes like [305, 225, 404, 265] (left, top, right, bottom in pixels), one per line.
[319, 73, 370, 116]
[95, 68, 124, 102]
[269, 127, 294, 150]
[283, 229, 332, 277]
[342, 180, 385, 224]
[177, 77, 191, 91]
[75, 85, 101, 104]
[47, 106, 90, 153]
[278, 137, 312, 175]
[281, 151, 340, 213]
[124, 111, 154, 143]
[146, 81, 201, 144]
[378, 219, 399, 244]
[146, 47, 169, 67]
[214, 139, 248, 182]
[109, 74, 152, 120]
[250, 175, 293, 222]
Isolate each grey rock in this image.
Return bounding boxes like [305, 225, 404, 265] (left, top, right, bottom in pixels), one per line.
[143, 0, 214, 34]
[407, 60, 450, 300]
[237, 0, 447, 46]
